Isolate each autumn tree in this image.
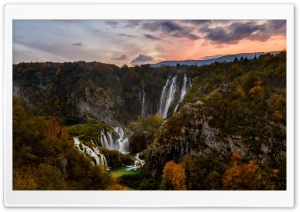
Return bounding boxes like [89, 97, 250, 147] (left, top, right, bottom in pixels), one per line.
[160, 161, 186, 190]
[222, 152, 261, 190]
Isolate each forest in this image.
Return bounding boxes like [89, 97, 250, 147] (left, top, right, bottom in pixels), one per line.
[13, 51, 286, 190]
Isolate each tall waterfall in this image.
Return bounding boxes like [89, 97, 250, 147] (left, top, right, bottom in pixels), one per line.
[100, 127, 129, 154]
[158, 75, 177, 118]
[73, 137, 108, 170]
[158, 74, 192, 117]
[142, 89, 146, 117]
[174, 74, 188, 112]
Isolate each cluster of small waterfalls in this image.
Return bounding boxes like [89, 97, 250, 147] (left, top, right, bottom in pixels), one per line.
[73, 126, 144, 172]
[73, 137, 108, 170]
[99, 127, 129, 154]
[126, 153, 145, 171]
[73, 73, 191, 173]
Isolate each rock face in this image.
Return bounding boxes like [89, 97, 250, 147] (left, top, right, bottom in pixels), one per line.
[143, 93, 285, 178]
[144, 141, 190, 178]
[13, 62, 125, 126]
[124, 85, 156, 118]
[74, 84, 124, 126]
[129, 134, 148, 154]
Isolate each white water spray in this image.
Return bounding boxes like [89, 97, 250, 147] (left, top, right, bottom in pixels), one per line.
[99, 127, 129, 154]
[174, 74, 189, 112]
[142, 89, 146, 117]
[73, 137, 108, 170]
[158, 76, 177, 118]
[126, 153, 145, 170]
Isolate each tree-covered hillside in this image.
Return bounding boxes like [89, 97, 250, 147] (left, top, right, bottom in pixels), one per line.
[13, 51, 286, 190]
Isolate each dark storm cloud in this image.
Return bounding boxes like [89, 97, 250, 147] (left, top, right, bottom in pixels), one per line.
[142, 21, 200, 40]
[143, 34, 161, 40]
[131, 54, 154, 64]
[105, 20, 119, 28]
[185, 33, 200, 40]
[112, 55, 127, 60]
[118, 33, 136, 38]
[268, 20, 286, 34]
[73, 42, 84, 47]
[201, 20, 286, 44]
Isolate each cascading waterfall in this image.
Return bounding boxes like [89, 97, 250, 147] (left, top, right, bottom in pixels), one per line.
[73, 137, 108, 170]
[158, 77, 171, 116]
[142, 89, 146, 117]
[174, 74, 189, 112]
[126, 153, 145, 170]
[99, 127, 129, 154]
[114, 127, 129, 154]
[158, 74, 192, 116]
[158, 75, 177, 118]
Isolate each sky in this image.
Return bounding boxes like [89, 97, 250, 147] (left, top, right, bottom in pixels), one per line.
[13, 20, 286, 66]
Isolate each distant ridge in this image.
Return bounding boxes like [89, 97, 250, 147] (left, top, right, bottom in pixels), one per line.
[150, 51, 281, 67]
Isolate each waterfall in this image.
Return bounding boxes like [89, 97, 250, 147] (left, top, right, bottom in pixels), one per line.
[180, 74, 188, 100]
[142, 89, 146, 117]
[107, 132, 115, 150]
[73, 137, 108, 170]
[114, 127, 129, 154]
[158, 76, 177, 118]
[174, 74, 189, 112]
[100, 131, 109, 149]
[158, 77, 171, 117]
[126, 153, 145, 170]
[98, 127, 129, 154]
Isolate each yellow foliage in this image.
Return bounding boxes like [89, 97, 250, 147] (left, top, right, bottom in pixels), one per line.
[237, 86, 245, 97]
[152, 113, 162, 123]
[55, 68, 61, 76]
[274, 110, 284, 119]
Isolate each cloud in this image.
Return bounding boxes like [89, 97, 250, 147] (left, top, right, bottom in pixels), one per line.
[105, 20, 119, 28]
[142, 21, 200, 40]
[200, 20, 286, 44]
[118, 33, 136, 38]
[185, 33, 200, 40]
[112, 54, 127, 60]
[183, 20, 211, 25]
[143, 34, 161, 40]
[73, 42, 84, 47]
[131, 54, 154, 64]
[123, 20, 141, 28]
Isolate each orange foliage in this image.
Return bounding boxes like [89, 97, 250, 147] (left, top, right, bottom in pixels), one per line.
[231, 151, 242, 160]
[236, 86, 245, 97]
[106, 184, 125, 190]
[222, 160, 260, 190]
[248, 85, 263, 95]
[231, 63, 238, 70]
[160, 161, 186, 190]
